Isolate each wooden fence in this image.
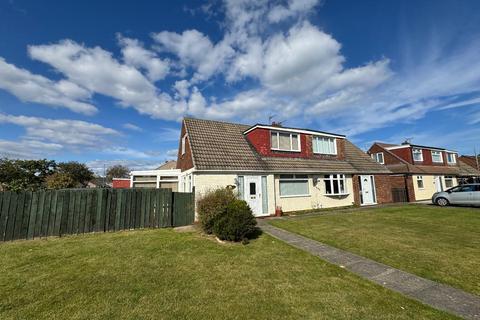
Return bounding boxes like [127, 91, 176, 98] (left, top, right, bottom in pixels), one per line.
[0, 188, 195, 242]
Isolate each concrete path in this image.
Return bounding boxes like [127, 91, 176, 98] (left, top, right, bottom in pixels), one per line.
[259, 221, 480, 320]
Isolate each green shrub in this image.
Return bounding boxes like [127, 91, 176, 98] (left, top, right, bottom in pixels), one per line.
[212, 200, 259, 242]
[197, 188, 237, 234]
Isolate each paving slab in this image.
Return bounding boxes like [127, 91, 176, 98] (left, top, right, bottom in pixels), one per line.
[259, 221, 480, 320]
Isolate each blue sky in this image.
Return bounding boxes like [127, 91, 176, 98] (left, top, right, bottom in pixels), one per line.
[1, 0, 479, 174]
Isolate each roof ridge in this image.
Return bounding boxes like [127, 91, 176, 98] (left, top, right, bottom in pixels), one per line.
[184, 117, 251, 128]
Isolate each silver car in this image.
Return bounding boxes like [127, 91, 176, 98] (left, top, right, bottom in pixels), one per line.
[432, 183, 480, 206]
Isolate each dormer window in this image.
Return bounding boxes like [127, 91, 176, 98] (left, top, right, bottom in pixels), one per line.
[431, 151, 443, 163]
[271, 131, 300, 152]
[412, 148, 423, 161]
[312, 136, 337, 155]
[447, 153, 456, 164]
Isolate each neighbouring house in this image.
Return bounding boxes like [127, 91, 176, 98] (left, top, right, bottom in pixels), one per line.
[176, 118, 391, 217]
[459, 155, 480, 183]
[130, 160, 180, 190]
[368, 142, 480, 201]
[112, 178, 131, 189]
[156, 160, 177, 170]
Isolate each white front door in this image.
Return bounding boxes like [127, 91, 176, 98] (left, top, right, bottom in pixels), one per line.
[244, 176, 262, 216]
[434, 176, 443, 193]
[360, 175, 376, 205]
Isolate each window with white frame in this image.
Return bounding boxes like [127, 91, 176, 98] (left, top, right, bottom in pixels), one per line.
[431, 151, 443, 163]
[181, 135, 186, 155]
[373, 152, 384, 164]
[412, 148, 423, 161]
[444, 176, 454, 188]
[312, 136, 337, 155]
[416, 176, 424, 189]
[279, 174, 309, 197]
[271, 131, 300, 152]
[446, 153, 456, 164]
[323, 174, 347, 195]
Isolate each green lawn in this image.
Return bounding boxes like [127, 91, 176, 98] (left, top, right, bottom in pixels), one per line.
[0, 228, 454, 319]
[270, 205, 480, 296]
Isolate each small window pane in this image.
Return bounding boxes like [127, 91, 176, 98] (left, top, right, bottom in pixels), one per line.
[271, 132, 279, 149]
[279, 180, 309, 196]
[279, 133, 291, 150]
[291, 134, 299, 150]
[324, 179, 332, 194]
[280, 174, 294, 179]
[249, 182, 256, 195]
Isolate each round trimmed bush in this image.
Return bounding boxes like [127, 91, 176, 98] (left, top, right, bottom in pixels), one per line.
[197, 188, 237, 234]
[212, 199, 258, 242]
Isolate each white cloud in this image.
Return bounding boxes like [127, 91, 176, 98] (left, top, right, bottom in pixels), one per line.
[0, 57, 96, 115]
[0, 139, 63, 159]
[0, 113, 120, 148]
[123, 123, 143, 132]
[268, 0, 320, 23]
[28, 40, 183, 120]
[117, 35, 170, 81]
[86, 159, 163, 176]
[152, 29, 235, 82]
[173, 80, 190, 98]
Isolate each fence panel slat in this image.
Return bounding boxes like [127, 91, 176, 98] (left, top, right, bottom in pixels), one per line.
[0, 192, 11, 241]
[66, 191, 75, 235]
[13, 192, 26, 240]
[60, 191, 70, 236]
[41, 191, 51, 237]
[27, 192, 39, 240]
[34, 191, 45, 238]
[115, 190, 122, 231]
[53, 191, 64, 236]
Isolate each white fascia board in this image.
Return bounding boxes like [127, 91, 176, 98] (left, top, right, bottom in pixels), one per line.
[385, 145, 410, 150]
[243, 125, 345, 139]
[130, 169, 181, 176]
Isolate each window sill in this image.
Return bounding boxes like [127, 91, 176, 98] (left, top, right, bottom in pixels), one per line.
[313, 152, 337, 156]
[324, 193, 349, 197]
[279, 194, 311, 198]
[271, 148, 301, 153]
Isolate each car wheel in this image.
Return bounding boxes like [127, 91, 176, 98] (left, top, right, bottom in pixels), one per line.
[436, 197, 449, 207]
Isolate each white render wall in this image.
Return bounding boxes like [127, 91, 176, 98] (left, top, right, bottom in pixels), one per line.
[274, 175, 355, 212]
[192, 172, 355, 217]
[413, 175, 458, 200]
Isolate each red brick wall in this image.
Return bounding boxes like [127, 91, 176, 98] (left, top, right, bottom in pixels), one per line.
[352, 174, 393, 205]
[390, 147, 413, 163]
[245, 128, 345, 160]
[368, 144, 402, 165]
[374, 175, 393, 204]
[112, 179, 130, 189]
[389, 175, 416, 202]
[176, 122, 194, 172]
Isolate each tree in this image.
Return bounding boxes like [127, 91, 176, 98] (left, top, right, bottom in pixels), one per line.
[0, 158, 56, 191]
[45, 172, 76, 189]
[57, 161, 94, 187]
[106, 165, 130, 182]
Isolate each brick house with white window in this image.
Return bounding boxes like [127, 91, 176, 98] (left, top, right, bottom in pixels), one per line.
[368, 142, 480, 201]
[176, 118, 392, 217]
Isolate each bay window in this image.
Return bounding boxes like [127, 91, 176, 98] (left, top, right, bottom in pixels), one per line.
[312, 136, 337, 155]
[279, 174, 309, 197]
[431, 151, 443, 163]
[323, 174, 347, 195]
[271, 131, 300, 152]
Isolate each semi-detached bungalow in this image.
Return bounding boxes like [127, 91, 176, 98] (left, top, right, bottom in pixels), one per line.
[368, 142, 480, 201]
[176, 118, 391, 217]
